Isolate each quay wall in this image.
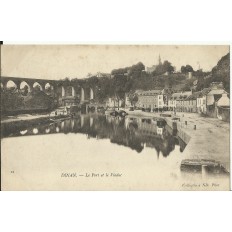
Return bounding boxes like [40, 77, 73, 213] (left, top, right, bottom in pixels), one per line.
[165, 117, 191, 144]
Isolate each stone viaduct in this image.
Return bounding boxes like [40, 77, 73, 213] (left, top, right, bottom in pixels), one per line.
[1, 76, 95, 107]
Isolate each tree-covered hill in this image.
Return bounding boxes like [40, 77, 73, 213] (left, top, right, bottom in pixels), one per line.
[212, 52, 230, 91]
[196, 53, 230, 92]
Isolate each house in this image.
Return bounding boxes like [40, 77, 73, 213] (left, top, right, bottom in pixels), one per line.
[167, 82, 229, 118]
[216, 93, 230, 121]
[197, 88, 211, 114]
[205, 82, 228, 117]
[168, 92, 180, 111]
[157, 93, 165, 109]
[160, 88, 171, 109]
[184, 91, 201, 113]
[169, 91, 192, 112]
[136, 89, 168, 111]
[196, 82, 228, 117]
[136, 90, 161, 110]
[106, 97, 122, 108]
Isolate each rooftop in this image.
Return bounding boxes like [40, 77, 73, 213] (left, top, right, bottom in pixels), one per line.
[138, 89, 162, 96]
[170, 91, 192, 100]
[187, 91, 201, 100]
[200, 88, 211, 96]
[208, 89, 228, 95]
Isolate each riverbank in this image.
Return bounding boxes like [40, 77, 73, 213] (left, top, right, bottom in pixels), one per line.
[167, 112, 230, 172]
[1, 113, 50, 124]
[124, 109, 230, 172]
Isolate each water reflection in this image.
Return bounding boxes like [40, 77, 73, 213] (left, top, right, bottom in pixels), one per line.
[20, 129, 27, 135]
[33, 128, 38, 134]
[2, 114, 186, 157]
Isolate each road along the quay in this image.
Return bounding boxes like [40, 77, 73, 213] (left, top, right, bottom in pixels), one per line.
[164, 112, 230, 172]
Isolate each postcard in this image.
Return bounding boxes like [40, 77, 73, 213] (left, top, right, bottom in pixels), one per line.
[1, 45, 230, 190]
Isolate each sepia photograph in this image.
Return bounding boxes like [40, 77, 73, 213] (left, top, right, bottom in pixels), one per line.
[1, 1, 232, 232]
[0, 45, 230, 190]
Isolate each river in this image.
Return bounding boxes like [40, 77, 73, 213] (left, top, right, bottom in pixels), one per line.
[1, 113, 229, 190]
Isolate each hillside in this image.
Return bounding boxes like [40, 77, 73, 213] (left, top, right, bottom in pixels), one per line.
[195, 52, 230, 92]
[212, 52, 230, 91]
[213, 52, 230, 78]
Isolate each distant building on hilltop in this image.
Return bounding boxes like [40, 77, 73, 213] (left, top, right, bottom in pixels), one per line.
[146, 65, 157, 74]
[96, 72, 111, 78]
[87, 72, 111, 79]
[146, 55, 162, 74]
[188, 72, 193, 79]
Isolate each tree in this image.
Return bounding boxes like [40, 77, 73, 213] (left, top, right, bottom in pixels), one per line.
[152, 60, 174, 75]
[211, 52, 230, 92]
[111, 67, 128, 75]
[88, 76, 99, 86]
[181, 65, 194, 74]
[182, 79, 192, 91]
[181, 66, 187, 73]
[124, 79, 134, 93]
[128, 92, 138, 107]
[87, 73, 92, 78]
[62, 77, 71, 86]
[163, 60, 174, 73]
[95, 77, 111, 103]
[154, 64, 165, 75]
[130, 62, 145, 73]
[111, 62, 145, 79]
[185, 65, 194, 72]
[112, 74, 127, 109]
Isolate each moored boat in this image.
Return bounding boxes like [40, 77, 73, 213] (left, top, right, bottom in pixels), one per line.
[118, 110, 128, 117]
[180, 159, 229, 174]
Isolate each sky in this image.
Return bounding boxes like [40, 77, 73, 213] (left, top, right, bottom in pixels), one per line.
[1, 45, 229, 80]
